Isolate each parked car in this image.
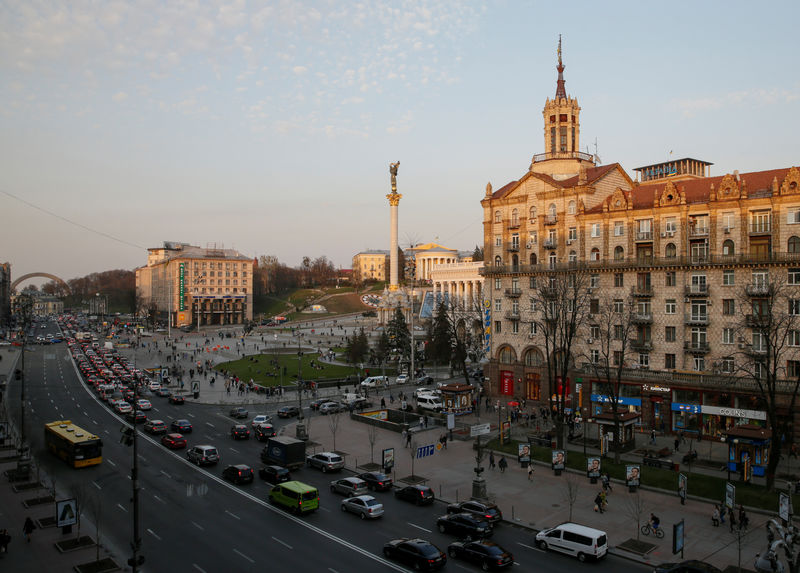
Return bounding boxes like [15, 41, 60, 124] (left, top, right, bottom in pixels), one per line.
[341, 495, 384, 519]
[447, 500, 503, 523]
[330, 477, 368, 497]
[171, 419, 192, 433]
[277, 405, 300, 418]
[319, 401, 343, 415]
[161, 433, 187, 449]
[447, 540, 514, 570]
[652, 561, 723, 573]
[168, 394, 185, 405]
[187, 445, 220, 466]
[357, 471, 393, 492]
[229, 407, 249, 419]
[437, 513, 493, 538]
[395, 484, 435, 505]
[306, 452, 345, 473]
[383, 538, 446, 571]
[144, 419, 167, 435]
[259, 465, 290, 484]
[230, 424, 251, 440]
[222, 464, 254, 484]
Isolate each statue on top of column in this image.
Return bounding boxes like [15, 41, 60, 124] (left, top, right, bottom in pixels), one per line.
[389, 161, 400, 192]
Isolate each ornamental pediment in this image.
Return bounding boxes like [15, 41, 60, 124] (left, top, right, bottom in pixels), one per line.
[780, 167, 800, 195]
[605, 188, 630, 212]
[716, 173, 741, 200]
[657, 181, 684, 206]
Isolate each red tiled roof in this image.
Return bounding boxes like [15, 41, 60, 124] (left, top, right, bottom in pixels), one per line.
[490, 163, 623, 200]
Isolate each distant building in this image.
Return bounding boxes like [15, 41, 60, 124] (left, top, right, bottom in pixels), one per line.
[0, 262, 10, 328]
[352, 250, 390, 282]
[135, 242, 253, 327]
[404, 243, 460, 283]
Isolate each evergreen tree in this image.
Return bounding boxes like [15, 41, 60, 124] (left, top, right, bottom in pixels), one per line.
[429, 301, 453, 365]
[345, 327, 369, 365]
[375, 330, 391, 365]
[386, 307, 411, 359]
[471, 245, 484, 261]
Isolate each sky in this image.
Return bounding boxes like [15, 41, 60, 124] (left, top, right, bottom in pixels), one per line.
[2, 0, 799, 287]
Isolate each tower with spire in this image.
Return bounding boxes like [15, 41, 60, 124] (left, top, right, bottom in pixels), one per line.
[532, 35, 594, 179]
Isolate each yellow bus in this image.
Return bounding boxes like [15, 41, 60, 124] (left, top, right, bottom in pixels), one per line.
[44, 420, 103, 468]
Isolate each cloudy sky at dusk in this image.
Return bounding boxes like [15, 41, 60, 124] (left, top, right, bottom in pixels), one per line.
[1, 1, 798, 285]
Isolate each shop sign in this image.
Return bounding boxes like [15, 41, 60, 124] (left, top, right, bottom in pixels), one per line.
[178, 262, 185, 311]
[671, 402, 701, 414]
[701, 405, 767, 420]
[500, 371, 514, 396]
[590, 394, 642, 407]
[643, 384, 671, 393]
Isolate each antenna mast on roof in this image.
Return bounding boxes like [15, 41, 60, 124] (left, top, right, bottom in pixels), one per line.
[593, 138, 601, 165]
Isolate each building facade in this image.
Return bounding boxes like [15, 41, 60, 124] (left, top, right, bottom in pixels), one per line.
[352, 250, 390, 283]
[480, 45, 800, 438]
[135, 242, 253, 327]
[0, 263, 10, 329]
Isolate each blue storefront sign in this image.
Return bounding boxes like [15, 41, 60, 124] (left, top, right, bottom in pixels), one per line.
[590, 394, 642, 406]
[671, 403, 701, 414]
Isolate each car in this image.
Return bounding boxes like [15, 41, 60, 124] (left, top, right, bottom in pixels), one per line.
[306, 452, 345, 473]
[652, 560, 723, 573]
[330, 477, 368, 497]
[382, 538, 446, 571]
[277, 405, 300, 418]
[222, 464, 254, 485]
[437, 512, 493, 538]
[136, 399, 152, 411]
[395, 374, 409, 384]
[447, 500, 503, 523]
[251, 414, 272, 428]
[230, 424, 251, 440]
[357, 471, 393, 492]
[155, 387, 171, 398]
[148, 381, 161, 391]
[144, 419, 167, 434]
[254, 424, 276, 442]
[126, 410, 147, 424]
[319, 401, 343, 415]
[171, 419, 192, 433]
[395, 484, 435, 505]
[115, 401, 133, 414]
[259, 465, 291, 484]
[416, 376, 434, 385]
[168, 394, 185, 405]
[161, 433, 187, 449]
[309, 398, 329, 410]
[447, 540, 514, 570]
[187, 445, 220, 466]
[229, 407, 249, 419]
[341, 495, 384, 519]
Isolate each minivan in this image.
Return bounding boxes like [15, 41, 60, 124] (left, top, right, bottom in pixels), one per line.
[360, 376, 389, 387]
[187, 445, 220, 466]
[535, 523, 608, 561]
[417, 395, 443, 412]
[269, 481, 320, 514]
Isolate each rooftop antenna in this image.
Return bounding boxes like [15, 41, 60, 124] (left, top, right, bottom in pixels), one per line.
[593, 138, 602, 165]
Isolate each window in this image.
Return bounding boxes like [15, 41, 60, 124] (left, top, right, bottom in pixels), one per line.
[494, 210, 502, 223]
[665, 299, 676, 314]
[613, 351, 622, 366]
[591, 223, 601, 237]
[590, 274, 600, 288]
[723, 328, 735, 344]
[568, 200, 576, 215]
[495, 321, 502, 334]
[494, 278, 501, 290]
[665, 354, 676, 369]
[722, 239, 735, 256]
[494, 299, 502, 311]
[721, 358, 735, 373]
[723, 270, 735, 286]
[639, 354, 650, 368]
[569, 251, 577, 263]
[494, 256, 502, 266]
[665, 271, 676, 286]
[789, 361, 800, 378]
[790, 268, 800, 285]
[614, 246, 624, 260]
[529, 231, 538, 245]
[529, 276, 537, 288]
[590, 325, 600, 339]
[549, 203, 557, 218]
[511, 320, 519, 334]
[665, 326, 676, 342]
[614, 221, 625, 236]
[613, 299, 624, 313]
[529, 322, 538, 335]
[529, 206, 537, 220]
[529, 298, 537, 311]
[788, 208, 800, 225]
[664, 217, 677, 233]
[722, 212, 736, 230]
[693, 356, 705, 372]
[665, 243, 677, 258]
[568, 227, 577, 241]
[614, 325, 623, 339]
[723, 299, 735, 315]
[549, 252, 557, 268]
[590, 248, 600, 261]
[495, 235, 502, 247]
[590, 298, 599, 314]
[791, 299, 800, 316]
[614, 273, 624, 287]
[790, 330, 800, 347]
[590, 350, 599, 364]
[511, 234, 520, 249]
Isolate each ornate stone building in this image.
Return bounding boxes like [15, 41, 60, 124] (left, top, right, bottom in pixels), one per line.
[480, 43, 800, 439]
[352, 250, 390, 283]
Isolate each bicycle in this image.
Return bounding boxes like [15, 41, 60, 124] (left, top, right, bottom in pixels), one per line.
[641, 523, 664, 538]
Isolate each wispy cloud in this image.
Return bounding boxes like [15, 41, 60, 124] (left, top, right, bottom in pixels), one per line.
[670, 88, 799, 117]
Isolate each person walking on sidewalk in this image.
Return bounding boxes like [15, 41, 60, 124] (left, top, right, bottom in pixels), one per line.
[650, 429, 656, 445]
[738, 505, 749, 530]
[401, 429, 408, 447]
[729, 509, 737, 532]
[594, 492, 605, 513]
[601, 472, 612, 493]
[498, 456, 507, 473]
[22, 517, 35, 543]
[489, 451, 496, 470]
[712, 505, 720, 527]
[0, 529, 10, 554]
[674, 436, 680, 452]
[528, 465, 534, 480]
[720, 504, 726, 524]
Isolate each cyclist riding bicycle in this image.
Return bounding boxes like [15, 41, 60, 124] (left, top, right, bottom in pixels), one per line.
[649, 513, 660, 531]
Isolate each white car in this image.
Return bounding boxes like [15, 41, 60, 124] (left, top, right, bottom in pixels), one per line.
[116, 401, 133, 414]
[149, 381, 161, 391]
[136, 399, 152, 411]
[395, 374, 409, 385]
[251, 414, 272, 428]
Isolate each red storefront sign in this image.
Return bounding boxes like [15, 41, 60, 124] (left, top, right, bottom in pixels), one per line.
[500, 371, 514, 396]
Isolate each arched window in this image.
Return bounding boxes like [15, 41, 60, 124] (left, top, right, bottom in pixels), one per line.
[722, 239, 735, 256]
[549, 252, 557, 268]
[568, 200, 576, 215]
[499, 346, 516, 364]
[789, 236, 800, 253]
[590, 248, 600, 261]
[529, 206, 537, 220]
[548, 203, 557, 217]
[511, 209, 519, 227]
[529, 253, 538, 265]
[524, 348, 544, 366]
[665, 243, 677, 258]
[614, 246, 624, 260]
[494, 210, 502, 223]
[494, 256, 502, 266]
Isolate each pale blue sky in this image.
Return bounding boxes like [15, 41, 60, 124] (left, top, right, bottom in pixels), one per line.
[2, 0, 798, 284]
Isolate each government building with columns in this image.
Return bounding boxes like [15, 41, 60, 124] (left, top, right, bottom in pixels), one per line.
[480, 43, 800, 443]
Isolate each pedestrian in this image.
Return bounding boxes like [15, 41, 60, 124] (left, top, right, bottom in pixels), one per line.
[406, 431, 412, 448]
[599, 490, 608, 511]
[712, 506, 720, 527]
[22, 517, 35, 542]
[380, 397, 386, 409]
[650, 429, 656, 445]
[489, 451, 496, 470]
[419, 416, 424, 429]
[0, 528, 10, 554]
[729, 509, 737, 532]
[674, 436, 680, 452]
[594, 492, 604, 513]
[528, 465, 534, 481]
[720, 504, 726, 524]
[401, 429, 408, 446]
[738, 505, 749, 530]
[440, 434, 448, 450]
[498, 456, 507, 473]
[601, 472, 612, 493]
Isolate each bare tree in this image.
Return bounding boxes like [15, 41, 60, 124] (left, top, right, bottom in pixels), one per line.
[88, 493, 103, 563]
[327, 410, 342, 452]
[734, 276, 800, 491]
[69, 483, 89, 542]
[562, 473, 581, 521]
[583, 291, 638, 463]
[408, 438, 418, 478]
[430, 298, 485, 385]
[366, 423, 378, 465]
[530, 270, 592, 449]
[623, 491, 647, 541]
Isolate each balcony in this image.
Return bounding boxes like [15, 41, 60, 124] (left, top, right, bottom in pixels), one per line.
[531, 150, 595, 163]
[745, 314, 770, 328]
[543, 239, 557, 249]
[685, 313, 709, 325]
[749, 222, 772, 235]
[508, 221, 521, 230]
[632, 312, 653, 324]
[745, 283, 770, 296]
[635, 231, 654, 242]
[506, 244, 520, 252]
[684, 284, 710, 297]
[741, 343, 768, 356]
[632, 285, 653, 297]
[504, 288, 522, 298]
[631, 339, 654, 351]
[689, 226, 710, 238]
[684, 341, 710, 354]
[505, 310, 521, 321]
[544, 215, 558, 226]
[541, 287, 558, 298]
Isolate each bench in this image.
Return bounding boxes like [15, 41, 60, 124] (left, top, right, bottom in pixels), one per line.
[643, 456, 677, 470]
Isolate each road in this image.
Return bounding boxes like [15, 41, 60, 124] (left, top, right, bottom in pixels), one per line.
[7, 321, 652, 572]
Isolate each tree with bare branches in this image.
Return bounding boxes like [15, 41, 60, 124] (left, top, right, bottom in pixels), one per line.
[429, 298, 484, 385]
[327, 410, 342, 452]
[562, 473, 581, 521]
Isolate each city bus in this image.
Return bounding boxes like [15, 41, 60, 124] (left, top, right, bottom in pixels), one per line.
[44, 420, 103, 468]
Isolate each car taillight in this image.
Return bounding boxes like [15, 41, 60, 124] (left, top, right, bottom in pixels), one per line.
[485, 514, 492, 519]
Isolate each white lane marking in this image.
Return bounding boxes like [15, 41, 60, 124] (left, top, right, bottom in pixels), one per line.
[229, 447, 240, 454]
[153, 494, 166, 504]
[188, 413, 196, 417]
[407, 522, 432, 533]
[107, 459, 116, 467]
[191, 521, 204, 531]
[328, 569, 340, 573]
[320, 507, 331, 513]
[205, 422, 215, 428]
[193, 565, 207, 573]
[233, 549, 254, 563]
[92, 481, 102, 490]
[225, 510, 240, 520]
[103, 429, 110, 435]
[272, 536, 293, 549]
[517, 542, 542, 552]
[160, 470, 172, 479]
[116, 503, 128, 513]
[147, 528, 161, 541]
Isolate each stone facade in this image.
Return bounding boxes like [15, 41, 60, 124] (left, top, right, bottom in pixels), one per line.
[352, 250, 389, 282]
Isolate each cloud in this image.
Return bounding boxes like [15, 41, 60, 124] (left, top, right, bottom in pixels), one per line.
[670, 88, 799, 118]
[112, 91, 128, 102]
[292, 66, 308, 75]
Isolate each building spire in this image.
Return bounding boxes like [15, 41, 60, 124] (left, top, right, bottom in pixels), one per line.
[555, 34, 567, 100]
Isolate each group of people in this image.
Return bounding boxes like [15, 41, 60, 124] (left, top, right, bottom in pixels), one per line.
[487, 451, 508, 473]
[711, 504, 749, 531]
[0, 517, 37, 555]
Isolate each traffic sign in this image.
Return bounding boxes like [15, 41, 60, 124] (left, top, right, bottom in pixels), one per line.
[56, 498, 77, 527]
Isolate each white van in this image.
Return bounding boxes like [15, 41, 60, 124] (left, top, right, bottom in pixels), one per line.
[416, 395, 443, 412]
[360, 376, 389, 388]
[535, 523, 608, 561]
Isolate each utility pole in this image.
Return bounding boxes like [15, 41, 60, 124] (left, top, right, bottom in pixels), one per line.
[296, 340, 307, 440]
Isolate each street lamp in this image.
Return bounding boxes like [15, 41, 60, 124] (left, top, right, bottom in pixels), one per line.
[296, 341, 307, 440]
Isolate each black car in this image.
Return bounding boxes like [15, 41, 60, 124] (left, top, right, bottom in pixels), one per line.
[222, 464, 254, 484]
[126, 411, 147, 424]
[259, 465, 291, 484]
[447, 500, 503, 523]
[169, 395, 185, 405]
[437, 513, 493, 538]
[171, 419, 192, 433]
[448, 540, 513, 570]
[358, 471, 393, 492]
[254, 424, 276, 442]
[229, 407, 249, 419]
[277, 405, 300, 418]
[383, 538, 446, 571]
[230, 424, 250, 440]
[395, 484, 435, 505]
[653, 561, 723, 573]
[308, 398, 328, 411]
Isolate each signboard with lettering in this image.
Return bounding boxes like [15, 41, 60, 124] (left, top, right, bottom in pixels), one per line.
[179, 263, 185, 311]
[700, 405, 767, 420]
[56, 498, 77, 527]
[416, 444, 437, 459]
[470, 423, 491, 437]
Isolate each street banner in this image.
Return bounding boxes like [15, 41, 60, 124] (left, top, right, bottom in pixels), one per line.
[587, 457, 601, 478]
[382, 447, 394, 472]
[725, 482, 736, 509]
[779, 492, 792, 522]
[672, 519, 685, 556]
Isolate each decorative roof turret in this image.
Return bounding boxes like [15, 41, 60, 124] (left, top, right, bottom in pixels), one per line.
[555, 34, 567, 100]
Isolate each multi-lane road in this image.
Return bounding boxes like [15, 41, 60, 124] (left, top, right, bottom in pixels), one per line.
[7, 321, 651, 572]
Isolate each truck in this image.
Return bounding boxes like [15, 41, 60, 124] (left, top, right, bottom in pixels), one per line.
[260, 436, 306, 470]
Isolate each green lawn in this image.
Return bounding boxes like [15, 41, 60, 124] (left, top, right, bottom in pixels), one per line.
[215, 351, 359, 385]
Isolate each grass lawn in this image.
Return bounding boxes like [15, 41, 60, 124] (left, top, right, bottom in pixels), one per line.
[216, 351, 360, 385]
[316, 293, 369, 314]
[485, 437, 800, 513]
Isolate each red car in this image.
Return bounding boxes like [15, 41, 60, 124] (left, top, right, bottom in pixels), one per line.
[161, 433, 187, 449]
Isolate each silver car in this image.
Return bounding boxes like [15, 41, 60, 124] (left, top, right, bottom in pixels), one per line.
[341, 495, 384, 519]
[306, 452, 345, 472]
[319, 401, 343, 415]
[330, 477, 368, 496]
